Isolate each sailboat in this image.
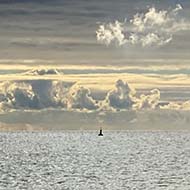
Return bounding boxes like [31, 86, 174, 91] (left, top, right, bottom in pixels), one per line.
[98, 127, 103, 136]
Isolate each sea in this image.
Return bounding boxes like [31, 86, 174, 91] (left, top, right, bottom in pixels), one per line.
[0, 131, 190, 190]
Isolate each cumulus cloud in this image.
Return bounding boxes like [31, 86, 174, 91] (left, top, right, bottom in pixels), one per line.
[135, 89, 160, 109]
[0, 77, 190, 112]
[0, 80, 99, 112]
[0, 82, 39, 111]
[100, 79, 160, 111]
[96, 4, 189, 47]
[0, 79, 169, 112]
[0, 80, 74, 111]
[67, 85, 99, 110]
[96, 21, 126, 46]
[103, 79, 136, 110]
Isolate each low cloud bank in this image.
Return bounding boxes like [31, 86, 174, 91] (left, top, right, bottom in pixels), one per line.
[0, 79, 189, 112]
[96, 4, 190, 47]
[0, 80, 74, 111]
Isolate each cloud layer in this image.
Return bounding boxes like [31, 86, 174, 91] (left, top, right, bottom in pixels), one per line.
[0, 80, 74, 111]
[0, 75, 190, 130]
[96, 4, 190, 47]
[0, 77, 189, 112]
[0, 67, 190, 112]
[24, 68, 60, 76]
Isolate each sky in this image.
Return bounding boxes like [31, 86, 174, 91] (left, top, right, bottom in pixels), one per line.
[0, 0, 190, 130]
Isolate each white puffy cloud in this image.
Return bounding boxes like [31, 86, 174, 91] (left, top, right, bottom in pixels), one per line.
[96, 21, 126, 46]
[96, 4, 189, 47]
[141, 33, 172, 47]
[131, 7, 168, 32]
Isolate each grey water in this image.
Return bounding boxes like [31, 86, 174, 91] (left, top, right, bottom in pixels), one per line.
[0, 131, 190, 190]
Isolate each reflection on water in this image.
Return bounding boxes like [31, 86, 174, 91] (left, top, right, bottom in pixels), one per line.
[0, 131, 190, 189]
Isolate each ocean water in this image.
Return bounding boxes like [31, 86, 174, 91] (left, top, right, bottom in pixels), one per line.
[0, 131, 190, 190]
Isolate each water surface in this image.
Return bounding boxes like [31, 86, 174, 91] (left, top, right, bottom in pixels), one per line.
[0, 131, 190, 189]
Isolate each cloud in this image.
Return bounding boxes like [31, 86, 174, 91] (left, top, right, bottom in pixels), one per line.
[0, 78, 190, 112]
[67, 85, 99, 110]
[0, 80, 99, 112]
[100, 79, 160, 111]
[96, 4, 190, 47]
[96, 21, 126, 46]
[0, 79, 178, 112]
[24, 68, 60, 76]
[160, 101, 190, 110]
[135, 89, 160, 109]
[0, 82, 38, 111]
[0, 80, 74, 111]
[103, 79, 136, 110]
